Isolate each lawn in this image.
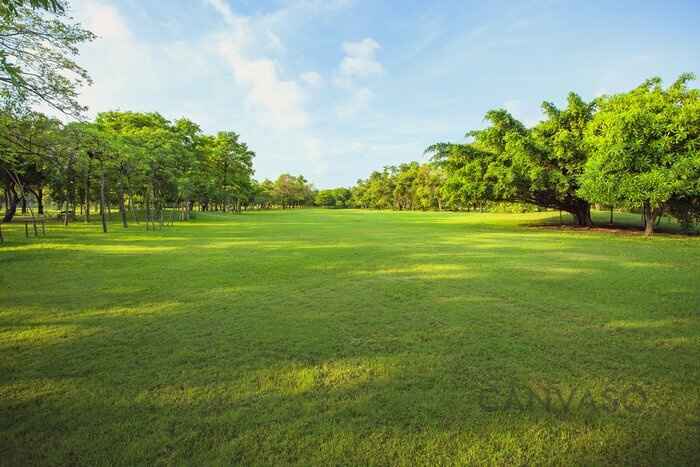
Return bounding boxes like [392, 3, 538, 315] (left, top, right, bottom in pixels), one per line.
[1, 209, 698, 465]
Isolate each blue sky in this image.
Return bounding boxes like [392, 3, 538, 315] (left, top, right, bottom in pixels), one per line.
[68, 0, 700, 188]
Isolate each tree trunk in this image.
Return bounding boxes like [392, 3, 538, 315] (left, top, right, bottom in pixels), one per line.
[64, 169, 71, 226]
[145, 183, 151, 230]
[37, 188, 43, 214]
[85, 161, 91, 223]
[100, 160, 108, 233]
[126, 172, 138, 224]
[153, 180, 162, 229]
[223, 167, 228, 213]
[570, 202, 593, 227]
[119, 169, 128, 228]
[107, 177, 112, 221]
[2, 184, 20, 223]
[644, 204, 658, 236]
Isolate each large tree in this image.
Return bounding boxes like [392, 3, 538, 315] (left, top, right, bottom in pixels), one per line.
[580, 73, 700, 235]
[1, 0, 94, 116]
[431, 94, 597, 226]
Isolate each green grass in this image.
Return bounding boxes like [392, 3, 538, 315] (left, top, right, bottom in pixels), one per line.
[1, 209, 698, 465]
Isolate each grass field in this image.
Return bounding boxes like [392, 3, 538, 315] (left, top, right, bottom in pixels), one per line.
[1, 209, 699, 465]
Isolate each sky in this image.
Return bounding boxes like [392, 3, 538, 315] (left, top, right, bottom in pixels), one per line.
[66, 0, 700, 188]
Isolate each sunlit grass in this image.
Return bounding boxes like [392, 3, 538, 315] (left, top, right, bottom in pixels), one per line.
[1, 209, 698, 464]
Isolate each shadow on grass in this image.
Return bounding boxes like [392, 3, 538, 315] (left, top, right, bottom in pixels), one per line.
[1, 209, 698, 464]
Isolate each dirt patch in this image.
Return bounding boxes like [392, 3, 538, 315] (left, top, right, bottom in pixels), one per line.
[528, 223, 696, 237]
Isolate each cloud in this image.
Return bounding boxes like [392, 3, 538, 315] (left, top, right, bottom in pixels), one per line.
[83, 2, 131, 41]
[204, 0, 312, 130]
[205, 0, 237, 25]
[205, 0, 284, 53]
[66, 0, 160, 116]
[218, 41, 309, 131]
[299, 71, 324, 87]
[304, 136, 323, 160]
[339, 38, 384, 78]
[334, 87, 372, 119]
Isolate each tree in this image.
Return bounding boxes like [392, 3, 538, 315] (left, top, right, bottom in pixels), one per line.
[315, 187, 351, 208]
[430, 95, 597, 226]
[580, 73, 700, 235]
[413, 163, 446, 211]
[1, 1, 95, 116]
[0, 0, 64, 18]
[0, 106, 60, 221]
[428, 143, 492, 211]
[205, 131, 255, 212]
[315, 189, 336, 207]
[392, 162, 419, 210]
[274, 174, 314, 208]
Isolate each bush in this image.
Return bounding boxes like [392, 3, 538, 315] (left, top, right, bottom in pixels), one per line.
[490, 202, 539, 214]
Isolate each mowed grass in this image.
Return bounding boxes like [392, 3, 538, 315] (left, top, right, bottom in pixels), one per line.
[1, 209, 698, 465]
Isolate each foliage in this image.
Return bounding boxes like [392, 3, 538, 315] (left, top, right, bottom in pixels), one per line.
[315, 187, 351, 208]
[489, 201, 539, 214]
[0, 107, 259, 223]
[428, 95, 597, 226]
[580, 73, 700, 235]
[273, 173, 315, 208]
[0, 2, 94, 116]
[350, 163, 447, 211]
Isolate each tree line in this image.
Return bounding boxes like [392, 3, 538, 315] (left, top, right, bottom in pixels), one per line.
[1, 108, 257, 226]
[2, 1, 697, 237]
[320, 74, 699, 235]
[0, 0, 319, 240]
[0, 107, 322, 227]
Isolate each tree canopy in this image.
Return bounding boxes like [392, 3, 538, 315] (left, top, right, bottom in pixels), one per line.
[0, 0, 94, 116]
[580, 73, 700, 235]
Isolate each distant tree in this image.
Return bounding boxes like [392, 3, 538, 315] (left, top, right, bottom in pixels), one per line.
[413, 163, 446, 211]
[391, 162, 418, 210]
[315, 189, 336, 207]
[429, 143, 492, 212]
[274, 174, 314, 208]
[580, 73, 700, 235]
[315, 187, 351, 208]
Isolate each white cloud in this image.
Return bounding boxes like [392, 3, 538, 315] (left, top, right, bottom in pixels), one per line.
[304, 136, 323, 160]
[205, 0, 237, 25]
[68, 0, 159, 116]
[299, 71, 324, 87]
[219, 41, 309, 131]
[334, 87, 372, 119]
[339, 38, 384, 78]
[204, 0, 312, 131]
[83, 3, 131, 41]
[205, 0, 284, 53]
